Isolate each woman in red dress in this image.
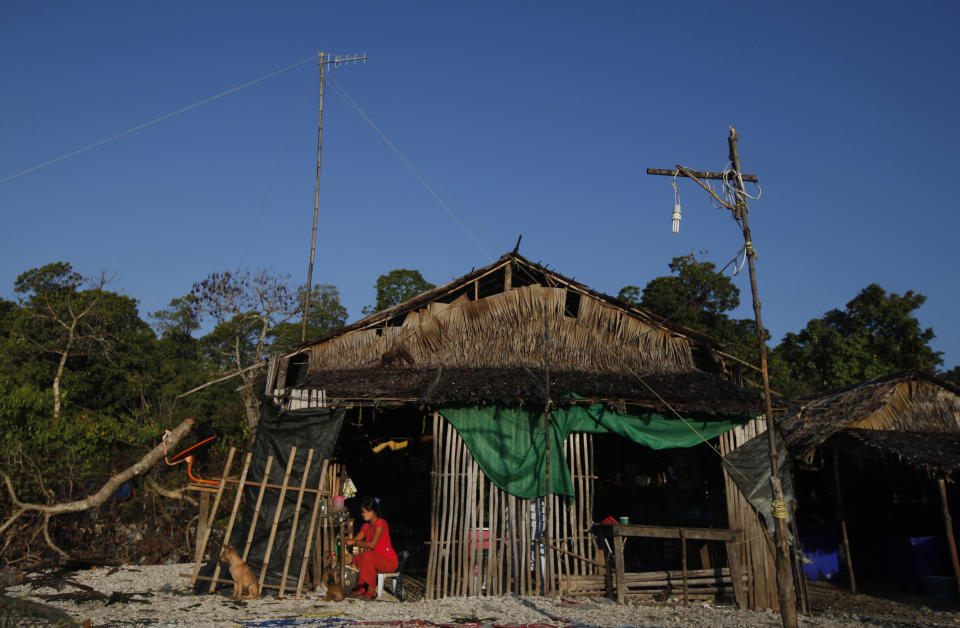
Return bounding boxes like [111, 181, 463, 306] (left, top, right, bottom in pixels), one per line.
[344, 497, 399, 597]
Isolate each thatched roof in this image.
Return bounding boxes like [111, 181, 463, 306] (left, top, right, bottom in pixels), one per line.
[840, 429, 960, 474]
[290, 253, 720, 354]
[273, 252, 760, 410]
[780, 370, 960, 464]
[294, 367, 765, 416]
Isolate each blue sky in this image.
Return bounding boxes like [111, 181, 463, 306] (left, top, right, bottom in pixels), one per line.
[1, 1, 958, 370]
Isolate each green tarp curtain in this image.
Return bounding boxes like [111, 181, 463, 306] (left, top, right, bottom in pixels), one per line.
[439, 404, 751, 499]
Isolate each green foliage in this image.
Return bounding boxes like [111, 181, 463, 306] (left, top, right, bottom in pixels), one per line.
[150, 294, 201, 339]
[639, 253, 740, 327]
[941, 365, 960, 388]
[623, 253, 764, 363]
[363, 269, 435, 314]
[617, 286, 641, 306]
[271, 284, 349, 349]
[771, 284, 943, 396]
[14, 261, 82, 296]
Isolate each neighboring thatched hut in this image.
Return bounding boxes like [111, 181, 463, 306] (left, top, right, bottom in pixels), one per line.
[265, 252, 788, 607]
[780, 370, 960, 597]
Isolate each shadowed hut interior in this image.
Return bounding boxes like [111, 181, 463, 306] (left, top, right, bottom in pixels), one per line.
[781, 370, 960, 599]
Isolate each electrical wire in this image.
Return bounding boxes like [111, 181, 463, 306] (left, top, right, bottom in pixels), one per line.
[326, 74, 496, 261]
[1, 53, 322, 185]
[520, 245, 748, 357]
[235, 62, 318, 272]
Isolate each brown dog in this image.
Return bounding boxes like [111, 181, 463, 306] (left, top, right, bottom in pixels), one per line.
[316, 568, 345, 602]
[220, 544, 260, 601]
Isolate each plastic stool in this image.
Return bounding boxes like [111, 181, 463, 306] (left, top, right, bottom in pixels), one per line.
[376, 572, 401, 600]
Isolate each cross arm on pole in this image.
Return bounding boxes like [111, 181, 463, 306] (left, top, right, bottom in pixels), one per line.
[646, 168, 758, 183]
[648, 165, 747, 211]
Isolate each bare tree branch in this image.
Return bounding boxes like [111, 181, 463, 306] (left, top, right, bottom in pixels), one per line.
[0, 418, 195, 557]
[143, 476, 198, 506]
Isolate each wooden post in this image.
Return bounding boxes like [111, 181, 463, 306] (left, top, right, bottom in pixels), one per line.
[280, 448, 314, 597]
[208, 452, 254, 593]
[190, 448, 236, 588]
[790, 504, 809, 614]
[614, 532, 626, 603]
[242, 456, 275, 562]
[196, 492, 210, 565]
[297, 457, 330, 599]
[833, 446, 856, 593]
[727, 129, 798, 628]
[937, 478, 960, 600]
[504, 262, 512, 291]
[648, 130, 799, 625]
[725, 535, 747, 609]
[681, 528, 689, 604]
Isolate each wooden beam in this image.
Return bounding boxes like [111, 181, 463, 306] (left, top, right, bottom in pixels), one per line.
[610, 524, 741, 542]
[833, 446, 857, 593]
[646, 167, 758, 183]
[938, 478, 960, 600]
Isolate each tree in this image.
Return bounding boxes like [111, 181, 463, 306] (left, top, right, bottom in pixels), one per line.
[772, 284, 943, 396]
[363, 269, 435, 314]
[621, 253, 763, 363]
[12, 262, 114, 419]
[617, 286, 641, 306]
[191, 269, 301, 436]
[150, 295, 201, 340]
[271, 284, 348, 349]
[941, 365, 960, 388]
[639, 253, 740, 329]
[0, 417, 194, 558]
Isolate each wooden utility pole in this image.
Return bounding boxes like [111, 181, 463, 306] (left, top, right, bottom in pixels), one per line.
[647, 128, 798, 628]
[302, 51, 366, 342]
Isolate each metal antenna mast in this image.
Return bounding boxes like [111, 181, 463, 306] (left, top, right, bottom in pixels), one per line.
[302, 51, 367, 342]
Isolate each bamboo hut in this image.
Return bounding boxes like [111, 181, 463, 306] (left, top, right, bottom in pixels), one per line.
[780, 370, 960, 598]
[263, 252, 787, 607]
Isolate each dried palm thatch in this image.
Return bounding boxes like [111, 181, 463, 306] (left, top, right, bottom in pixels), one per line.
[780, 370, 960, 464]
[305, 284, 696, 375]
[291, 253, 714, 377]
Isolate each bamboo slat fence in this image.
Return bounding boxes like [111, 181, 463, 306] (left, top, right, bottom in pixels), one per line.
[425, 412, 601, 599]
[188, 446, 343, 600]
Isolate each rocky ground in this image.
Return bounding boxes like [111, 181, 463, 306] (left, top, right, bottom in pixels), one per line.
[0, 563, 957, 628]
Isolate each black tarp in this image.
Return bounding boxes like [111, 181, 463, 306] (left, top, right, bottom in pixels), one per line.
[211, 400, 345, 592]
[721, 428, 797, 543]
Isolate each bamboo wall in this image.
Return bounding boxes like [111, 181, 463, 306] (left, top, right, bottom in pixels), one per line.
[718, 417, 779, 610]
[425, 412, 601, 598]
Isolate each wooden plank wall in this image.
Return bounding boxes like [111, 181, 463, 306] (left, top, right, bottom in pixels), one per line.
[425, 412, 601, 599]
[718, 417, 779, 610]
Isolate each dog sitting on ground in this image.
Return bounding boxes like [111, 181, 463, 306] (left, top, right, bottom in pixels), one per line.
[315, 568, 345, 602]
[219, 544, 260, 601]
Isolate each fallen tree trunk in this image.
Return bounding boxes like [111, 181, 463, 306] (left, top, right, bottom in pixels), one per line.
[0, 418, 195, 558]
